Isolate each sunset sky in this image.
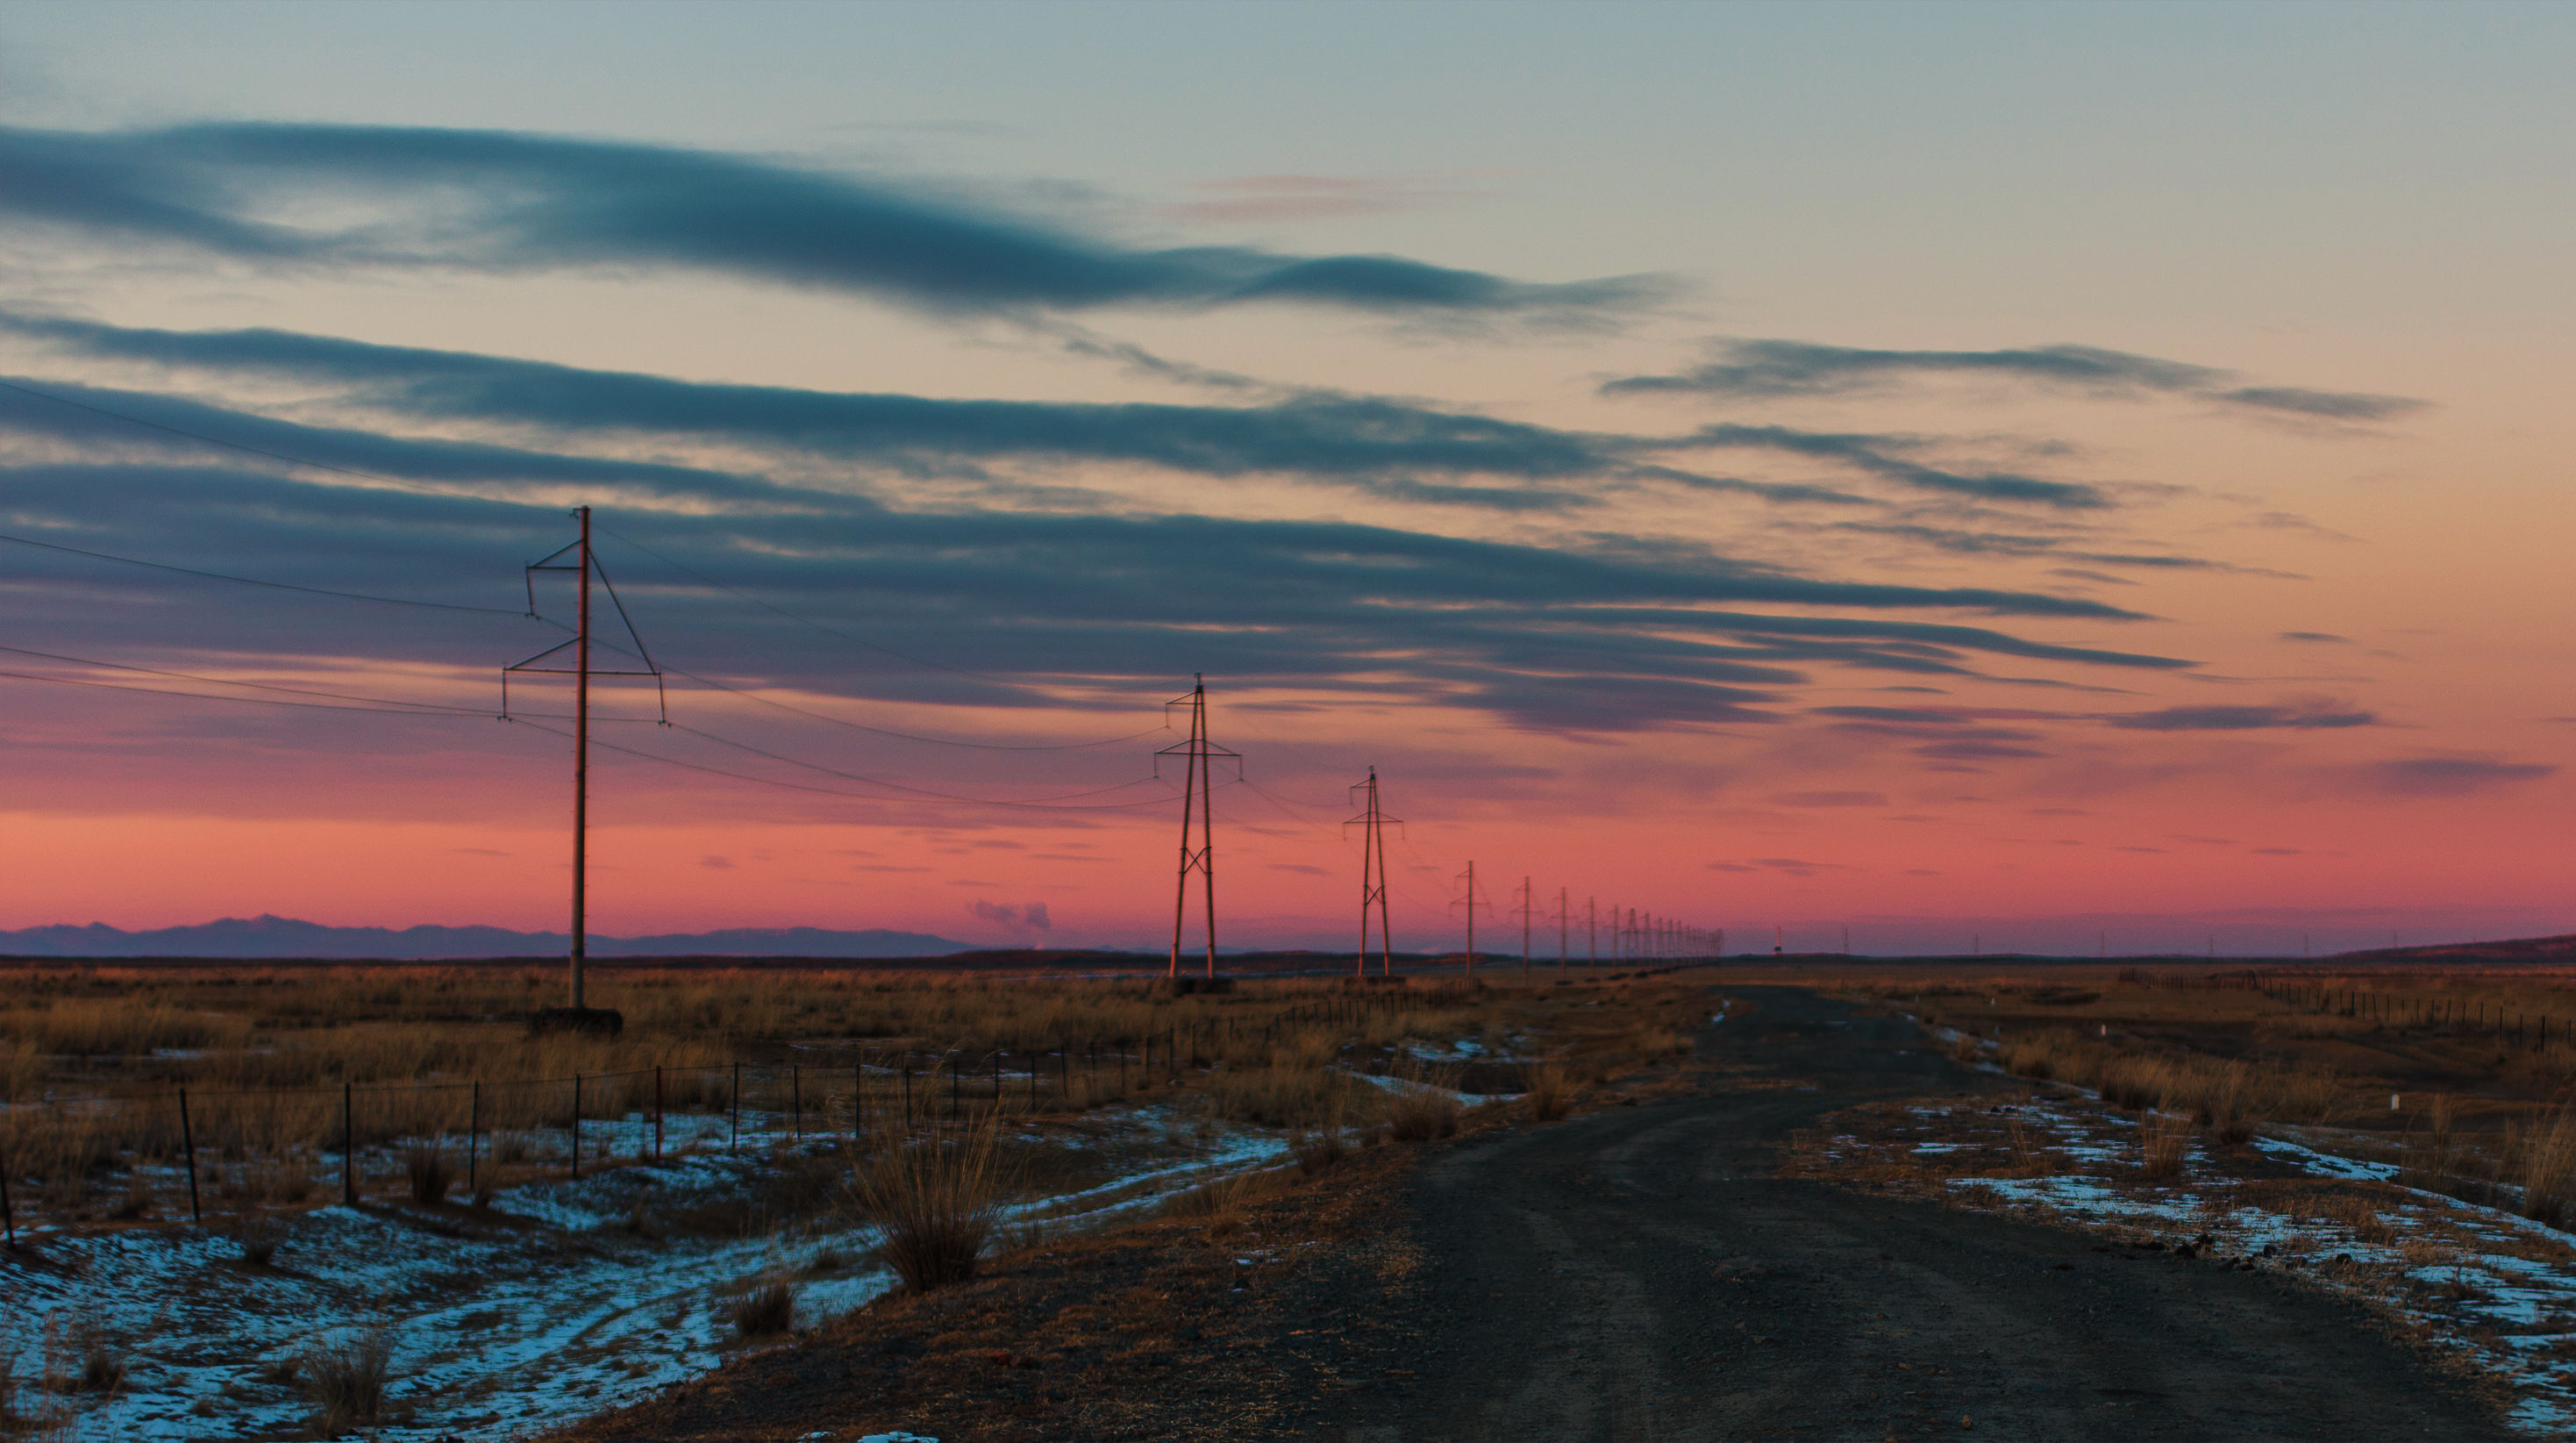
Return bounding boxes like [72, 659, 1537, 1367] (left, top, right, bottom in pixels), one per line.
[2, 1, 2572, 957]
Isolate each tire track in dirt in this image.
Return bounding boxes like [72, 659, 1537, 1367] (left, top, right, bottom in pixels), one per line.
[1294, 984, 2509, 1443]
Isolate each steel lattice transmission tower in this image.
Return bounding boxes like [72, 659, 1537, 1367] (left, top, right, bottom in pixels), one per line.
[503, 505, 663, 1019]
[1345, 768, 1399, 978]
[1156, 675, 1238, 980]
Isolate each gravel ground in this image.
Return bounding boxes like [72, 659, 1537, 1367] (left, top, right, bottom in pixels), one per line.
[1297, 983, 2508, 1443]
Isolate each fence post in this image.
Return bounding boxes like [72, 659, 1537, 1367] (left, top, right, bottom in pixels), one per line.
[179, 1088, 202, 1223]
[654, 1066, 664, 1161]
[468, 1081, 481, 1196]
[343, 1081, 356, 1205]
[571, 1073, 582, 1181]
[730, 1061, 741, 1153]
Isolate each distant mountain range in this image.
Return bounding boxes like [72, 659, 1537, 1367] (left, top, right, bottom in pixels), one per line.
[0, 915, 976, 960]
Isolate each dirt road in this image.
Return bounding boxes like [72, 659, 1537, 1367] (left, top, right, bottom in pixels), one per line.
[1295, 984, 2506, 1443]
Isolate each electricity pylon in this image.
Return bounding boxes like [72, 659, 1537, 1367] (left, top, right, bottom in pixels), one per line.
[1157, 675, 1238, 980]
[1452, 861, 1490, 979]
[1556, 886, 1570, 975]
[1345, 768, 1399, 978]
[503, 505, 664, 1014]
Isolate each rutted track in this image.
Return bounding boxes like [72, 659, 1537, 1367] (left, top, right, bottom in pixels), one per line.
[1324, 984, 2505, 1443]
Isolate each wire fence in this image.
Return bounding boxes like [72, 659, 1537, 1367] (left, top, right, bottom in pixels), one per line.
[0, 993, 1418, 1242]
[2254, 977, 2573, 1050]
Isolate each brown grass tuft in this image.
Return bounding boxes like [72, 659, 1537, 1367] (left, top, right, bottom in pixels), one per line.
[1525, 1063, 1573, 1122]
[848, 1120, 1012, 1294]
[2522, 1110, 2576, 1228]
[729, 1277, 796, 1338]
[1383, 1082, 1462, 1142]
[2139, 1111, 2192, 1179]
[300, 1327, 391, 1433]
[404, 1143, 453, 1204]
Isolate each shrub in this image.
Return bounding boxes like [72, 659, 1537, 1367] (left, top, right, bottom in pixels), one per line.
[730, 1277, 796, 1337]
[300, 1328, 391, 1432]
[849, 1121, 1010, 1293]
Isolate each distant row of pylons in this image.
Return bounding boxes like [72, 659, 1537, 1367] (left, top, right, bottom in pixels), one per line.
[1162, 679, 1720, 982]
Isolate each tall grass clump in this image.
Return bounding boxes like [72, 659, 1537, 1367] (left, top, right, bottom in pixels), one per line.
[2139, 1111, 2192, 1180]
[1525, 1063, 1573, 1122]
[404, 1144, 453, 1204]
[226, 1211, 289, 1266]
[300, 1327, 391, 1433]
[2521, 1110, 2576, 1228]
[1384, 1081, 1462, 1142]
[848, 1120, 1011, 1293]
[729, 1276, 796, 1337]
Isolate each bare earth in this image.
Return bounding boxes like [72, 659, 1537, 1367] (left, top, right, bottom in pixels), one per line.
[1304, 983, 2507, 1443]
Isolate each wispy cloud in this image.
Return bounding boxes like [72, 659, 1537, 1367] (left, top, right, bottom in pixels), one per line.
[1163, 173, 1479, 224]
[0, 122, 1667, 321]
[1603, 339, 2425, 421]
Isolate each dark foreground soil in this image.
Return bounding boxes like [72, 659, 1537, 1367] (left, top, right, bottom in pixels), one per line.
[546, 985, 2508, 1443]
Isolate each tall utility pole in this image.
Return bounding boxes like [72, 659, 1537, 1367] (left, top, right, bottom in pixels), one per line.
[505, 506, 661, 1024]
[1557, 887, 1570, 975]
[1158, 675, 1237, 980]
[1516, 875, 1534, 979]
[1346, 768, 1397, 978]
[1452, 862, 1489, 978]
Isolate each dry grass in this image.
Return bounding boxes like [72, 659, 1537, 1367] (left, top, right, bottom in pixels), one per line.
[2139, 1111, 2193, 1179]
[225, 1211, 289, 1266]
[1382, 1081, 1462, 1142]
[847, 1119, 1014, 1294]
[1155, 1168, 1293, 1234]
[1288, 1126, 1348, 1177]
[300, 1327, 391, 1433]
[2522, 1110, 2576, 1228]
[729, 1278, 796, 1338]
[404, 1143, 453, 1204]
[0, 968, 1704, 1227]
[1525, 1063, 1573, 1121]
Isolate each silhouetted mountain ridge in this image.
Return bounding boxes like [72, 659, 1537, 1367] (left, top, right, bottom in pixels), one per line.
[0, 915, 974, 960]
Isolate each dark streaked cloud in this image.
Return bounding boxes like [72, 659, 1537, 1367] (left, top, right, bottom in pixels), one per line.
[1668, 424, 2107, 509]
[2364, 757, 2557, 797]
[0, 454, 2187, 735]
[0, 122, 1665, 320]
[0, 311, 1869, 511]
[2279, 631, 2353, 645]
[1603, 339, 2424, 422]
[1766, 789, 1888, 808]
[2105, 702, 2376, 732]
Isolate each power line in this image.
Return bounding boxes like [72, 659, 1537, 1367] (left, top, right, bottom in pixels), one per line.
[0, 643, 491, 714]
[593, 518, 1033, 687]
[0, 529, 532, 617]
[507, 715, 1197, 813]
[664, 720, 1174, 809]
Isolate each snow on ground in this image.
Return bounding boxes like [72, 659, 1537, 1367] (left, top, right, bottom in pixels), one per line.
[0, 1103, 1295, 1441]
[1845, 1087, 2576, 1439]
